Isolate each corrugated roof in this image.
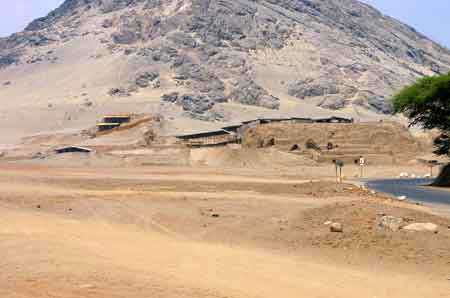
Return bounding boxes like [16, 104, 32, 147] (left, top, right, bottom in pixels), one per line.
[103, 113, 132, 117]
[97, 122, 121, 126]
[55, 146, 93, 153]
[176, 129, 231, 139]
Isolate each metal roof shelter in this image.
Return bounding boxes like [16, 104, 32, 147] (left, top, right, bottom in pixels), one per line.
[241, 119, 261, 125]
[222, 124, 243, 133]
[313, 116, 353, 123]
[175, 129, 241, 147]
[97, 122, 121, 132]
[259, 117, 293, 124]
[103, 114, 132, 124]
[173, 115, 354, 141]
[176, 129, 231, 140]
[55, 146, 93, 154]
[290, 117, 314, 123]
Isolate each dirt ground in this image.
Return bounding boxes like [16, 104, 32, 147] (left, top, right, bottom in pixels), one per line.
[0, 162, 449, 298]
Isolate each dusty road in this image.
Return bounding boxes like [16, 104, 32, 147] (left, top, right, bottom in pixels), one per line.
[0, 163, 449, 298]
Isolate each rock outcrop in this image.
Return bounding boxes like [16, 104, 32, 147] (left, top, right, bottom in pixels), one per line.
[1, 0, 450, 119]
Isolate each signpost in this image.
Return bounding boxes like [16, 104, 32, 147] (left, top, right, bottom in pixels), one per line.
[334, 159, 344, 183]
[427, 160, 441, 177]
[354, 156, 366, 178]
[359, 156, 365, 178]
[418, 159, 444, 178]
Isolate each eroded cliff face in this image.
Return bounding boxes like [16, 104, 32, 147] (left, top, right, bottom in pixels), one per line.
[1, 0, 450, 120]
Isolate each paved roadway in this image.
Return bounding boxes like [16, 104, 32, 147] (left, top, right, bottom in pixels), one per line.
[366, 178, 450, 206]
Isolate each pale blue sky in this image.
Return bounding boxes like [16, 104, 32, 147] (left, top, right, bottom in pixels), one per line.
[361, 0, 450, 49]
[0, 1, 64, 36]
[0, 0, 449, 49]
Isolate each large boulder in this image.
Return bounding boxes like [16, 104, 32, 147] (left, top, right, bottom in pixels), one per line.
[330, 222, 344, 233]
[402, 223, 438, 232]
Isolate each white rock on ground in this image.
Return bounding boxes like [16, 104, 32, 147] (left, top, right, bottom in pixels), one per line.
[402, 223, 438, 232]
[330, 222, 343, 233]
[397, 196, 407, 201]
[379, 216, 404, 231]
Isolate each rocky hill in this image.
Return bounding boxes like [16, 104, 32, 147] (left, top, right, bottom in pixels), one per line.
[1, 0, 450, 142]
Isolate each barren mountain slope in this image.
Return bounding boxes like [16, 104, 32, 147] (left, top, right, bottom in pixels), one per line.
[1, 0, 450, 143]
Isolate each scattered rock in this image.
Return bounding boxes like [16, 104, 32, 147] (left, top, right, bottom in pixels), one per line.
[161, 93, 224, 120]
[161, 92, 179, 103]
[354, 95, 394, 114]
[3, 81, 11, 86]
[366, 96, 394, 114]
[403, 223, 438, 232]
[229, 79, 280, 110]
[330, 222, 343, 233]
[324, 221, 333, 226]
[108, 87, 129, 97]
[102, 19, 113, 28]
[262, 138, 275, 148]
[167, 31, 197, 48]
[379, 215, 404, 231]
[211, 213, 220, 218]
[288, 78, 356, 100]
[178, 94, 215, 114]
[32, 152, 46, 159]
[134, 71, 160, 89]
[83, 100, 93, 107]
[319, 97, 347, 110]
[0, 53, 20, 68]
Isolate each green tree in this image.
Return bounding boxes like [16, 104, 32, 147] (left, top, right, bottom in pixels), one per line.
[393, 72, 450, 157]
